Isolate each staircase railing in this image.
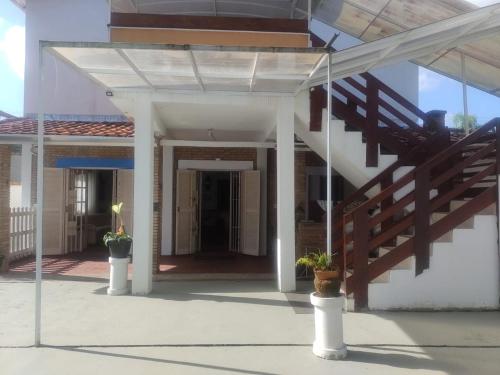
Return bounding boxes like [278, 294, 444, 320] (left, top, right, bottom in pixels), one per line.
[310, 32, 440, 167]
[331, 127, 451, 274]
[342, 118, 500, 310]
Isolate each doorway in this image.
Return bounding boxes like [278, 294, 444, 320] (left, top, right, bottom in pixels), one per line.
[199, 171, 231, 253]
[64, 169, 115, 255]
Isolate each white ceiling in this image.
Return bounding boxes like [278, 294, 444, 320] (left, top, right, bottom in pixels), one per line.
[155, 100, 277, 141]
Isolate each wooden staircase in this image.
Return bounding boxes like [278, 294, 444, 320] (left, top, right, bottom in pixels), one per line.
[309, 33, 444, 168]
[338, 118, 500, 310]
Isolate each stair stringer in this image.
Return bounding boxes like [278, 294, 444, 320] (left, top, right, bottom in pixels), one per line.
[295, 92, 400, 197]
[366, 214, 500, 310]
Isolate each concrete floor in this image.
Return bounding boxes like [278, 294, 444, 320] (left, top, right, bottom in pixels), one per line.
[1, 274, 500, 374]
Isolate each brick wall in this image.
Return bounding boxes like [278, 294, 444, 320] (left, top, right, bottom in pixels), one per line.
[296, 221, 326, 259]
[0, 145, 11, 272]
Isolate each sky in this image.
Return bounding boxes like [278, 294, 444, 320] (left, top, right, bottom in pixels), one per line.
[0, 1, 24, 117]
[0, 1, 498, 124]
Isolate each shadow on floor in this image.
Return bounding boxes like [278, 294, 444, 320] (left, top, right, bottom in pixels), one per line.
[46, 346, 280, 375]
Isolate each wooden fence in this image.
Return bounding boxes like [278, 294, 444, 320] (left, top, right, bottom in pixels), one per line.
[9, 206, 36, 260]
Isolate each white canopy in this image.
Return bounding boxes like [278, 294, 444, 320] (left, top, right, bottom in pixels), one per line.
[48, 42, 326, 94]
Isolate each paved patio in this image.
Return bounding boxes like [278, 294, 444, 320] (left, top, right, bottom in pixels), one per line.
[8, 249, 273, 279]
[1, 274, 500, 374]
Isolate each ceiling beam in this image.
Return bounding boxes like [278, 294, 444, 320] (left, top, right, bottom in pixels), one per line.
[188, 50, 205, 92]
[160, 139, 276, 148]
[116, 48, 154, 88]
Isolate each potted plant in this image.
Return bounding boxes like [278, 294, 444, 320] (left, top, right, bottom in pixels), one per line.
[0, 254, 4, 270]
[103, 202, 132, 296]
[296, 250, 341, 297]
[103, 202, 132, 259]
[297, 250, 347, 360]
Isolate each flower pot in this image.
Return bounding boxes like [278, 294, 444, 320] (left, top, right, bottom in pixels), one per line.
[107, 238, 132, 259]
[314, 269, 341, 297]
[310, 292, 347, 360]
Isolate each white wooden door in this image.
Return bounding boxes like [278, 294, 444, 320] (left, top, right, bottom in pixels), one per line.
[43, 168, 65, 255]
[115, 170, 134, 235]
[240, 170, 260, 256]
[175, 170, 198, 255]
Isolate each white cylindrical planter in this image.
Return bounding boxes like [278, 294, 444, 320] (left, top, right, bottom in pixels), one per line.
[310, 292, 347, 360]
[107, 257, 129, 296]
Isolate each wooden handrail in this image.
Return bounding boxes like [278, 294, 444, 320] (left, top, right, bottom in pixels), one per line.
[347, 120, 500, 221]
[344, 118, 499, 308]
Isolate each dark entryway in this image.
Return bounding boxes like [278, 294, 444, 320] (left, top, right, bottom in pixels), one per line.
[199, 171, 231, 252]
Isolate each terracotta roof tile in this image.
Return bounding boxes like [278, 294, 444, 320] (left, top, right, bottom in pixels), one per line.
[0, 118, 134, 138]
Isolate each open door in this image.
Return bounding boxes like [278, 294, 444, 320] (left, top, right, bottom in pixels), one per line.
[43, 168, 65, 255]
[115, 169, 134, 235]
[175, 170, 198, 255]
[240, 170, 260, 256]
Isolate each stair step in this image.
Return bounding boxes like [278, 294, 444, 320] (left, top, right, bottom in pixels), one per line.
[431, 212, 474, 230]
[379, 247, 413, 270]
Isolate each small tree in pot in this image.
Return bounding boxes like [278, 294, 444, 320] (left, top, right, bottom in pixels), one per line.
[103, 202, 132, 259]
[296, 250, 341, 297]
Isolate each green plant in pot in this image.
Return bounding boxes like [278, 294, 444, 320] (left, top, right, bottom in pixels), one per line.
[296, 250, 341, 297]
[0, 254, 4, 269]
[103, 202, 132, 259]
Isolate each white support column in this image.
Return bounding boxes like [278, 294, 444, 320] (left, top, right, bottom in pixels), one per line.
[21, 143, 33, 207]
[161, 145, 174, 255]
[257, 148, 268, 256]
[132, 95, 154, 295]
[276, 97, 296, 292]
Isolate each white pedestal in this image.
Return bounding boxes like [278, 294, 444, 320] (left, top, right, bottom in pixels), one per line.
[310, 292, 347, 360]
[107, 257, 129, 296]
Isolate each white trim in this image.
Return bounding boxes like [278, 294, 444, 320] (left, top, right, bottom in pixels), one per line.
[178, 160, 253, 171]
[161, 140, 275, 148]
[257, 148, 268, 256]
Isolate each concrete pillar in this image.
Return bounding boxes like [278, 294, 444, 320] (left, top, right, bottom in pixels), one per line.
[161, 145, 174, 255]
[276, 97, 296, 292]
[257, 148, 268, 256]
[21, 143, 33, 207]
[0, 145, 11, 272]
[132, 95, 154, 295]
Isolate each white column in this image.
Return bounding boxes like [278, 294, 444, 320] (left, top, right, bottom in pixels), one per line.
[132, 95, 154, 295]
[276, 97, 296, 292]
[21, 143, 33, 207]
[161, 145, 174, 255]
[257, 148, 268, 256]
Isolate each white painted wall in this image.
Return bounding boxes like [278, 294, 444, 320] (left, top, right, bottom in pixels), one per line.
[368, 214, 500, 310]
[24, 0, 121, 117]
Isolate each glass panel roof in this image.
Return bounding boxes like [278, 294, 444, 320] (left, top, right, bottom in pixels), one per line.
[50, 44, 326, 93]
[322, 0, 500, 96]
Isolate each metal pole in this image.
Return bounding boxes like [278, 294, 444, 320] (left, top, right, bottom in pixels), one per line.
[461, 52, 470, 135]
[35, 44, 44, 346]
[326, 52, 332, 257]
[307, 0, 312, 31]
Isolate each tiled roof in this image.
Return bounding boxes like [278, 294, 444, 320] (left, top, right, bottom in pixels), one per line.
[0, 118, 134, 138]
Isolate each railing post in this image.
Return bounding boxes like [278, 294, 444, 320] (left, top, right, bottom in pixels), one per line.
[352, 207, 369, 310]
[309, 86, 327, 132]
[414, 166, 431, 275]
[365, 76, 379, 168]
[380, 174, 395, 247]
